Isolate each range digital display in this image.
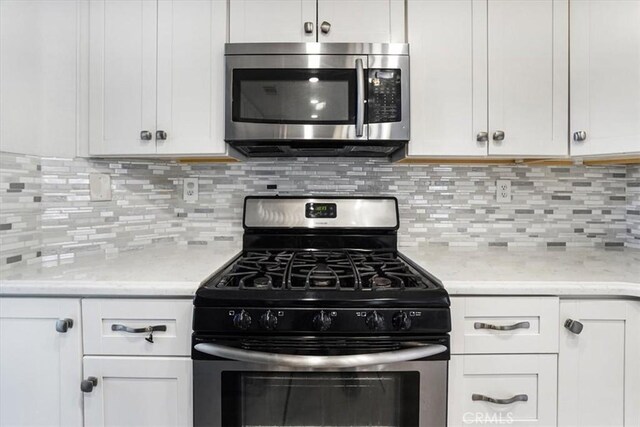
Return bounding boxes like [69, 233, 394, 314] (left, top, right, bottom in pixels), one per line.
[305, 203, 337, 219]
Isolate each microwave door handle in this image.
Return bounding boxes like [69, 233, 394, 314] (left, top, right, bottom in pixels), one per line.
[355, 58, 365, 137]
[194, 343, 447, 368]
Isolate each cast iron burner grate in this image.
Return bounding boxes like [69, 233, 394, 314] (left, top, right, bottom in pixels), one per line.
[212, 250, 437, 291]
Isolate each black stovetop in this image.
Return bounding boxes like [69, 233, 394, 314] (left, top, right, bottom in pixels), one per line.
[195, 249, 449, 310]
[204, 250, 440, 291]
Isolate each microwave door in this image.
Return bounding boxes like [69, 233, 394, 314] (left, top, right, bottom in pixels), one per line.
[225, 55, 368, 142]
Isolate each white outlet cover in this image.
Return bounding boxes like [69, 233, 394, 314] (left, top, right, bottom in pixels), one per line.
[183, 178, 198, 202]
[496, 179, 511, 203]
[89, 173, 112, 201]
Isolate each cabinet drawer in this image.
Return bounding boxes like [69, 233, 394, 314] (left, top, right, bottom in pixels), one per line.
[451, 297, 559, 354]
[82, 299, 192, 356]
[448, 354, 558, 427]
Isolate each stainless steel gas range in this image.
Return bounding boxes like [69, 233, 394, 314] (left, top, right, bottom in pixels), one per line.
[192, 196, 451, 427]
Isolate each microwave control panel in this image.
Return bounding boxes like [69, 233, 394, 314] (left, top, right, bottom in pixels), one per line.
[367, 69, 401, 123]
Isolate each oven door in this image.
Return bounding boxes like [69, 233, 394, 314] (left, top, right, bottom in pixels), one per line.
[193, 341, 448, 427]
[225, 55, 368, 142]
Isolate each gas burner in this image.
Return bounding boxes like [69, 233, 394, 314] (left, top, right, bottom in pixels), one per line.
[370, 275, 393, 288]
[290, 251, 355, 290]
[215, 251, 293, 289]
[252, 276, 272, 289]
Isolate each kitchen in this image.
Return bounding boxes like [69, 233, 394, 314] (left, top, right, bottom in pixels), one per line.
[0, 0, 639, 426]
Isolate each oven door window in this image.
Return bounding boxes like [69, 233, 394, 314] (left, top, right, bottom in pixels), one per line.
[232, 69, 356, 124]
[221, 371, 419, 427]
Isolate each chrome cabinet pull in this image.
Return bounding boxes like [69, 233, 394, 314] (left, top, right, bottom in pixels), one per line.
[111, 324, 167, 343]
[476, 132, 488, 142]
[320, 21, 331, 34]
[55, 318, 74, 333]
[194, 343, 447, 368]
[564, 318, 584, 335]
[156, 130, 167, 141]
[140, 130, 152, 140]
[81, 377, 98, 393]
[573, 130, 587, 142]
[474, 321, 530, 331]
[355, 58, 365, 137]
[303, 21, 314, 34]
[492, 130, 505, 141]
[472, 393, 528, 405]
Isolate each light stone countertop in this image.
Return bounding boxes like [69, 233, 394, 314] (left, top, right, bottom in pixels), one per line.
[0, 245, 241, 297]
[0, 244, 638, 299]
[400, 246, 640, 298]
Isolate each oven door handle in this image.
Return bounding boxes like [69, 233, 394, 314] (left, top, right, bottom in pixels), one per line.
[194, 343, 447, 368]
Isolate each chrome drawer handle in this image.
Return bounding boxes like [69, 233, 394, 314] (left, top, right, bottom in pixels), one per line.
[472, 393, 528, 405]
[111, 324, 167, 343]
[474, 321, 530, 331]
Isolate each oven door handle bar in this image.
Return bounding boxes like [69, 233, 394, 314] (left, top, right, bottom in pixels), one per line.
[193, 343, 447, 368]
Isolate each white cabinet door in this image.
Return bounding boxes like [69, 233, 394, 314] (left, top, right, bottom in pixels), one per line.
[0, 0, 78, 158]
[407, 0, 487, 156]
[317, 0, 404, 43]
[448, 354, 558, 427]
[558, 300, 640, 427]
[83, 356, 192, 427]
[89, 0, 157, 156]
[570, 0, 640, 157]
[487, 0, 568, 157]
[229, 0, 316, 43]
[0, 298, 83, 427]
[156, 0, 227, 155]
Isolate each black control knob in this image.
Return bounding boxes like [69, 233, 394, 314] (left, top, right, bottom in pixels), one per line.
[366, 311, 385, 331]
[233, 310, 252, 330]
[313, 310, 332, 331]
[260, 310, 278, 330]
[392, 311, 412, 331]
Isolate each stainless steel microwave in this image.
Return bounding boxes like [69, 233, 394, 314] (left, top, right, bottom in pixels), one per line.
[225, 43, 410, 158]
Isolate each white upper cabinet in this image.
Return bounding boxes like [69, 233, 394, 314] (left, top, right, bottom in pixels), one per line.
[570, 0, 640, 157]
[0, 298, 83, 427]
[487, 0, 568, 157]
[316, 0, 405, 43]
[407, 0, 568, 158]
[230, 0, 316, 42]
[229, 0, 404, 43]
[558, 300, 640, 426]
[89, 0, 158, 156]
[89, 0, 229, 157]
[407, 0, 487, 157]
[0, 0, 79, 158]
[156, 0, 227, 155]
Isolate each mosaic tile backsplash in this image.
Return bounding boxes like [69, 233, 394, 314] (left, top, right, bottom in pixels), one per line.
[1, 151, 638, 269]
[627, 165, 640, 249]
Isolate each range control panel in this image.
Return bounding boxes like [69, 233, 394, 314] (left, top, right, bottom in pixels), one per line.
[367, 69, 402, 123]
[194, 307, 451, 334]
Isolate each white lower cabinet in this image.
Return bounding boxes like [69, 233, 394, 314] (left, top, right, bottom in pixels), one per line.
[0, 298, 83, 427]
[82, 356, 193, 427]
[558, 299, 640, 427]
[448, 354, 558, 427]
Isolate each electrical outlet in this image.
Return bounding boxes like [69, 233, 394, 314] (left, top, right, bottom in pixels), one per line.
[496, 179, 511, 203]
[89, 173, 112, 201]
[183, 178, 199, 202]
